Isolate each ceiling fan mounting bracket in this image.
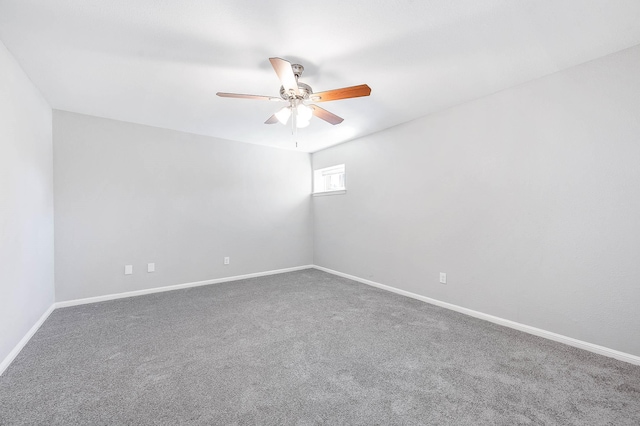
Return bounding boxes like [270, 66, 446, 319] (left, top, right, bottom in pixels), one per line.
[291, 64, 304, 78]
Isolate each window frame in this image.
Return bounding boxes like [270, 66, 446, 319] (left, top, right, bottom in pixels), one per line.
[312, 164, 346, 196]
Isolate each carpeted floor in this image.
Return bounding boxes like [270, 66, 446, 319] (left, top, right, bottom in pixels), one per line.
[1, 269, 639, 425]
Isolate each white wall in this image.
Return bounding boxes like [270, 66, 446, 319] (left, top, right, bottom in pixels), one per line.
[53, 111, 313, 301]
[312, 45, 640, 357]
[0, 41, 54, 367]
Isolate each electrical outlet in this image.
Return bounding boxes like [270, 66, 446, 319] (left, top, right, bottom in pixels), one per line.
[125, 265, 133, 275]
[224, 257, 230, 265]
[439, 272, 447, 284]
[147, 263, 155, 273]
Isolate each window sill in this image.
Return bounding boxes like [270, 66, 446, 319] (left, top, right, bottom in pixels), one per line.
[312, 190, 347, 197]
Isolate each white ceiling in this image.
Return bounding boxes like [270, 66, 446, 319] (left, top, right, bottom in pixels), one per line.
[1, 1, 640, 152]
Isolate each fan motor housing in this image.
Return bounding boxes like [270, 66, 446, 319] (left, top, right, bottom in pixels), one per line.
[280, 82, 313, 100]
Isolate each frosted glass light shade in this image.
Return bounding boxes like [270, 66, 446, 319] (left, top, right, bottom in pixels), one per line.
[296, 104, 313, 122]
[275, 106, 291, 124]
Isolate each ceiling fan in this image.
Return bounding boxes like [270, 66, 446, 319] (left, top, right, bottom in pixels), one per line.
[217, 58, 371, 129]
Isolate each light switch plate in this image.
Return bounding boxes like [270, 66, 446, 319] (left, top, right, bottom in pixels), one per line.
[125, 265, 133, 275]
[147, 263, 155, 273]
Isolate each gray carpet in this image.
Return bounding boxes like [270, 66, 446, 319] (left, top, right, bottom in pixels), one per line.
[1, 269, 639, 425]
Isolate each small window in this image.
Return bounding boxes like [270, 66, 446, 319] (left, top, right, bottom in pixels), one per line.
[313, 164, 346, 195]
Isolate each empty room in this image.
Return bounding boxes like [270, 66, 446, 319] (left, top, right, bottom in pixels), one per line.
[1, 1, 639, 424]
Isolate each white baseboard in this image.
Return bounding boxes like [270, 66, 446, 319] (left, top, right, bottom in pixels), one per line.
[2, 265, 313, 375]
[56, 265, 314, 308]
[313, 265, 640, 366]
[4, 264, 637, 378]
[0, 304, 55, 376]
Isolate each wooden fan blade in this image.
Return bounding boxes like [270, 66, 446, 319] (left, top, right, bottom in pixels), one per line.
[310, 105, 344, 125]
[217, 92, 281, 101]
[265, 114, 279, 124]
[269, 58, 300, 96]
[310, 84, 371, 103]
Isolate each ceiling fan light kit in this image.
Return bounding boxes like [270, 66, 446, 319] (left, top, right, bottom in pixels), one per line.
[217, 57, 371, 133]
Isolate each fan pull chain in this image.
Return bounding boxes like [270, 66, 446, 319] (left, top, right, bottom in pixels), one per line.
[292, 103, 299, 148]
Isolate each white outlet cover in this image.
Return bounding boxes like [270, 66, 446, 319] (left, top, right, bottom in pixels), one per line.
[440, 272, 447, 284]
[224, 257, 230, 265]
[125, 265, 133, 275]
[147, 263, 155, 273]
